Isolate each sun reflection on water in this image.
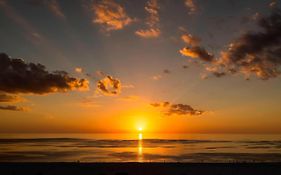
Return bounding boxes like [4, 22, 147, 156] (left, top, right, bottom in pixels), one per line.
[138, 133, 143, 162]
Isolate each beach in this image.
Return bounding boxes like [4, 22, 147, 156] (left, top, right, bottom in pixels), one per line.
[0, 162, 281, 175]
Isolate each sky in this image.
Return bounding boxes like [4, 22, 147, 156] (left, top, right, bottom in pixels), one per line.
[0, 0, 281, 134]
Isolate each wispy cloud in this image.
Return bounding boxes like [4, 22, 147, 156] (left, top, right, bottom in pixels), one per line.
[151, 75, 162, 80]
[135, 0, 160, 38]
[184, 0, 197, 15]
[151, 101, 204, 116]
[28, 0, 66, 20]
[0, 93, 23, 103]
[45, 0, 65, 20]
[118, 95, 140, 101]
[0, 105, 28, 112]
[93, 0, 134, 32]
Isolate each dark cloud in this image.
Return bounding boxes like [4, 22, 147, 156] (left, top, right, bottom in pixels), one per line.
[215, 10, 281, 80]
[0, 53, 89, 94]
[151, 101, 204, 116]
[163, 69, 171, 74]
[97, 75, 121, 96]
[0, 105, 27, 111]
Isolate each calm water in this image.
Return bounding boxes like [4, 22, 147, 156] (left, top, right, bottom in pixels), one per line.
[0, 133, 280, 162]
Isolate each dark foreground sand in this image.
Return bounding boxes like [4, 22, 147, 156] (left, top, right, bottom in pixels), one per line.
[0, 163, 281, 175]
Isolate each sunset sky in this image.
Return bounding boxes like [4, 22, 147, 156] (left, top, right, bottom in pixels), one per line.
[0, 0, 281, 134]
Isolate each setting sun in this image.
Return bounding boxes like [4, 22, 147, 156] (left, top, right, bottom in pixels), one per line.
[0, 1, 281, 173]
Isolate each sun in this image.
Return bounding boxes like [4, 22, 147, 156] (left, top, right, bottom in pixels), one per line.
[135, 120, 145, 133]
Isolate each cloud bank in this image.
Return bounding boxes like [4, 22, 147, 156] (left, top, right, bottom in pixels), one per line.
[214, 10, 281, 80]
[0, 53, 89, 94]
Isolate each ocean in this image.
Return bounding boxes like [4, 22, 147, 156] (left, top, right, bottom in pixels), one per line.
[0, 133, 280, 162]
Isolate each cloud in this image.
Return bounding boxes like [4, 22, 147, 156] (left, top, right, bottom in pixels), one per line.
[96, 75, 121, 96]
[79, 97, 100, 108]
[151, 75, 162, 80]
[0, 93, 23, 103]
[269, 0, 278, 8]
[0, 53, 89, 94]
[135, 28, 160, 38]
[180, 46, 214, 62]
[213, 10, 281, 80]
[93, 0, 134, 32]
[118, 95, 140, 101]
[122, 84, 135, 89]
[135, 0, 160, 38]
[0, 105, 28, 111]
[75, 67, 83, 73]
[45, 0, 65, 19]
[163, 69, 171, 74]
[27, 0, 65, 20]
[184, 0, 197, 14]
[181, 34, 200, 46]
[151, 101, 204, 116]
[180, 32, 214, 62]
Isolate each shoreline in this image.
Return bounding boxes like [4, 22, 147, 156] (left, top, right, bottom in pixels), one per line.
[1, 162, 281, 175]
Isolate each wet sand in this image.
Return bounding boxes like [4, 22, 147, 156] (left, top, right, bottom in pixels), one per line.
[0, 162, 281, 175]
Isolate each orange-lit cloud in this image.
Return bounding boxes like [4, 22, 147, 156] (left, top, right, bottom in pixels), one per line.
[179, 31, 214, 62]
[135, 0, 160, 38]
[151, 101, 204, 116]
[0, 53, 89, 94]
[135, 28, 160, 38]
[181, 34, 200, 46]
[96, 75, 121, 96]
[180, 46, 214, 62]
[75, 67, 83, 73]
[184, 0, 197, 14]
[93, 0, 134, 32]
